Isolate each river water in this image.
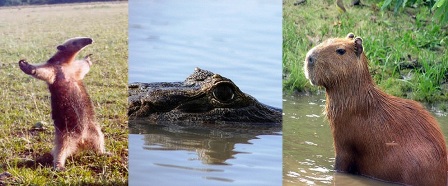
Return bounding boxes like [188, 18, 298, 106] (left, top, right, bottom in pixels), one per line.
[128, 0, 282, 185]
[283, 93, 448, 185]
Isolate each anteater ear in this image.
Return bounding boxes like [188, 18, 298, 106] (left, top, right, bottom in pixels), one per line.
[354, 37, 363, 57]
[57, 45, 66, 51]
[347, 33, 355, 39]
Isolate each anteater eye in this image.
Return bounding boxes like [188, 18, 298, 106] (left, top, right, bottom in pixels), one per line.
[336, 48, 346, 55]
[212, 83, 235, 102]
[57, 45, 66, 51]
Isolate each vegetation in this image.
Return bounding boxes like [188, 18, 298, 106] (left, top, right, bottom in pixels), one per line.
[379, 0, 447, 25]
[0, 2, 128, 185]
[283, 0, 448, 105]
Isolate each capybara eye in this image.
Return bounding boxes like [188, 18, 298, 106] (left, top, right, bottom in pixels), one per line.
[212, 83, 235, 102]
[308, 56, 315, 65]
[336, 48, 346, 55]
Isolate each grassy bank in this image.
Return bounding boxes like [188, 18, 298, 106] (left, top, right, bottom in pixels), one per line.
[283, 0, 447, 105]
[0, 2, 128, 185]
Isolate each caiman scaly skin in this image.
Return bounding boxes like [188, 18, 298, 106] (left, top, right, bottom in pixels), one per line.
[128, 68, 282, 125]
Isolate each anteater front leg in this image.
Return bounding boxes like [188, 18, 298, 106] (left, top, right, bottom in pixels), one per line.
[18, 60, 56, 84]
[18, 60, 36, 75]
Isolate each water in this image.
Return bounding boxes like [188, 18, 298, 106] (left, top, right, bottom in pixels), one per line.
[128, 0, 282, 185]
[283, 94, 448, 185]
[129, 124, 281, 186]
[128, 0, 282, 108]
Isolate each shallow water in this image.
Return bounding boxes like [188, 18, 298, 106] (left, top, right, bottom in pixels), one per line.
[283, 94, 448, 185]
[128, 0, 282, 185]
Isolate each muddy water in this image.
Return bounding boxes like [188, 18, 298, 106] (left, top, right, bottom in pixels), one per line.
[283, 94, 448, 185]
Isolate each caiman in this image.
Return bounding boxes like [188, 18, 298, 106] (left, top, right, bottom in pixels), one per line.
[128, 68, 282, 125]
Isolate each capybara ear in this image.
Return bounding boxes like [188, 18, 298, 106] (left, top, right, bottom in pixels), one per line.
[57, 45, 66, 51]
[347, 33, 355, 39]
[354, 37, 363, 57]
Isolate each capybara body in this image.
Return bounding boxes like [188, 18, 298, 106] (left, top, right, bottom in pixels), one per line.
[304, 33, 447, 185]
[19, 37, 105, 171]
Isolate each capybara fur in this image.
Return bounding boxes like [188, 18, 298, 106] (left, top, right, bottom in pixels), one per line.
[19, 37, 106, 171]
[304, 33, 447, 185]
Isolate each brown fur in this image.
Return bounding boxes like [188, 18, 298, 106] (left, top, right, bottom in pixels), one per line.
[304, 33, 447, 185]
[18, 37, 105, 171]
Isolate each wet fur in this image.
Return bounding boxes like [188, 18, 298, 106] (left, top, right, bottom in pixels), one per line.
[304, 33, 447, 185]
[19, 37, 105, 171]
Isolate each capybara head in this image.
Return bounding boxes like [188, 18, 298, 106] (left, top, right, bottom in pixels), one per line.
[303, 33, 371, 89]
[56, 37, 93, 54]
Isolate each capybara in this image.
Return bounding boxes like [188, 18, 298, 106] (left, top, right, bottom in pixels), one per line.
[18, 37, 106, 171]
[303, 33, 447, 185]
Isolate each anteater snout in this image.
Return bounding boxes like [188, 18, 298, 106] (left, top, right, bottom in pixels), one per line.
[72, 37, 94, 46]
[86, 38, 93, 44]
[80, 37, 93, 45]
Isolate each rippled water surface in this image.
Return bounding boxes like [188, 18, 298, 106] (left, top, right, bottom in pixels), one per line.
[128, 0, 282, 185]
[283, 94, 448, 185]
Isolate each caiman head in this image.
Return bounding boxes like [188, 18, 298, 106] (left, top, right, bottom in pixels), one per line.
[128, 68, 282, 125]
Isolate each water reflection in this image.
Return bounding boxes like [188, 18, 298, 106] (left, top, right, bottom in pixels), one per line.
[130, 121, 281, 165]
[129, 121, 282, 185]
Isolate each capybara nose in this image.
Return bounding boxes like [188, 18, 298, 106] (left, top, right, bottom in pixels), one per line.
[308, 55, 315, 66]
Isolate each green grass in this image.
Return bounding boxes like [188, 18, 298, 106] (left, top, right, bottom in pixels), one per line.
[283, 0, 448, 103]
[0, 2, 128, 185]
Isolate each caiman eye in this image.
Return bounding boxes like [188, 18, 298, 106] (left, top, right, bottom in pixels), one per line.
[336, 48, 346, 55]
[212, 83, 235, 102]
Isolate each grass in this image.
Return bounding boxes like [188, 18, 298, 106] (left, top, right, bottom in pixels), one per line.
[0, 2, 128, 185]
[283, 0, 448, 104]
